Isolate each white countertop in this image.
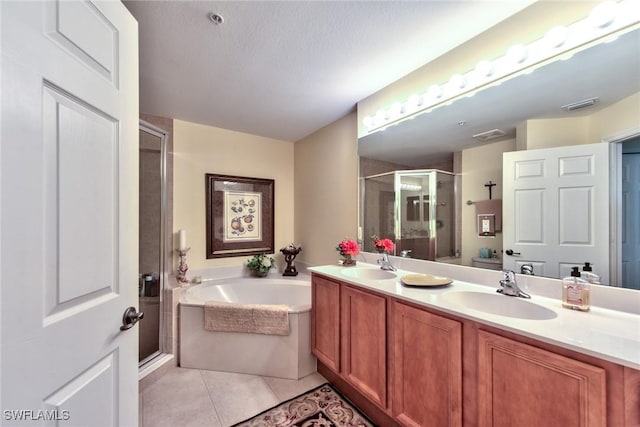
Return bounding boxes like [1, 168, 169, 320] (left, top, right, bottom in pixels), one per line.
[309, 263, 640, 370]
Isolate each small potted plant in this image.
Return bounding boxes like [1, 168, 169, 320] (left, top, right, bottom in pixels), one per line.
[247, 253, 275, 277]
[372, 235, 394, 254]
[336, 239, 359, 266]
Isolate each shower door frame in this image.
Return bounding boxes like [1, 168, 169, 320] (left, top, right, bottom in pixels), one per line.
[395, 170, 437, 260]
[361, 169, 458, 261]
[139, 119, 168, 367]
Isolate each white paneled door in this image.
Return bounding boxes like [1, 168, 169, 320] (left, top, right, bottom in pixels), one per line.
[503, 143, 610, 283]
[1, 1, 139, 426]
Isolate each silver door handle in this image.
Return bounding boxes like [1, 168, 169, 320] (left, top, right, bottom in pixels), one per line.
[120, 306, 144, 331]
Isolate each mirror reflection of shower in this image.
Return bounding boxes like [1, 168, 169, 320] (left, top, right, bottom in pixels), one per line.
[138, 120, 168, 364]
[362, 170, 460, 262]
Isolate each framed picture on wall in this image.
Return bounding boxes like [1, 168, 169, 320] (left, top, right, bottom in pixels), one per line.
[205, 174, 274, 258]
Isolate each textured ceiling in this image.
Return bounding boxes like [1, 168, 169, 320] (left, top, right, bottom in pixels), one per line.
[123, 1, 534, 142]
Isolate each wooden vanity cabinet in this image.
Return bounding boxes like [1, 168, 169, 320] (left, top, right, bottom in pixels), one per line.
[477, 330, 606, 427]
[311, 273, 640, 427]
[392, 301, 462, 427]
[341, 285, 388, 409]
[311, 274, 389, 411]
[311, 275, 341, 372]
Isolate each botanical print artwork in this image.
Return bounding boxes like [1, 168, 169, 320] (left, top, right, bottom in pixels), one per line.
[224, 191, 261, 242]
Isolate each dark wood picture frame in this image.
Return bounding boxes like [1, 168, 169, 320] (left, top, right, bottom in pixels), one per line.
[205, 174, 274, 258]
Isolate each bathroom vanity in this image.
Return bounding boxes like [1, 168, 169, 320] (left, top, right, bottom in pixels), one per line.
[309, 263, 640, 427]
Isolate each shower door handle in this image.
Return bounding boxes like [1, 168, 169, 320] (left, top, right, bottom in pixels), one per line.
[120, 306, 144, 331]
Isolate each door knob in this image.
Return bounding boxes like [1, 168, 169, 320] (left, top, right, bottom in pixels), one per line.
[505, 249, 521, 256]
[120, 306, 144, 331]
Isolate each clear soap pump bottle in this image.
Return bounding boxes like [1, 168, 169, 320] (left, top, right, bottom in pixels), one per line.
[562, 266, 590, 312]
[581, 262, 600, 285]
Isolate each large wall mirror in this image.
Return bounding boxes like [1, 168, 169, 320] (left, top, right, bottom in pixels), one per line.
[358, 26, 640, 289]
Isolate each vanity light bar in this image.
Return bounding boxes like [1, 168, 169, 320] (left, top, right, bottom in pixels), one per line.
[362, 0, 639, 135]
[400, 183, 422, 191]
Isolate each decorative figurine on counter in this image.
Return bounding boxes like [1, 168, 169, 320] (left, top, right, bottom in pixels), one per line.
[176, 248, 190, 285]
[176, 229, 190, 286]
[280, 244, 302, 276]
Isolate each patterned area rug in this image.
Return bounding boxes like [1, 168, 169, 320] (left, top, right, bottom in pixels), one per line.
[231, 383, 375, 427]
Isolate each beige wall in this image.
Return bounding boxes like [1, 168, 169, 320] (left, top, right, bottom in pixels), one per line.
[523, 117, 590, 150]
[461, 139, 515, 266]
[521, 91, 640, 150]
[294, 112, 359, 266]
[173, 119, 294, 271]
[589, 92, 640, 142]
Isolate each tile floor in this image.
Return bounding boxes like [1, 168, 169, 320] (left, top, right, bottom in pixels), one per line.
[140, 367, 327, 427]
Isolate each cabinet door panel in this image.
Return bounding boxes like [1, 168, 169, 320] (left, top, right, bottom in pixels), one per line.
[311, 275, 341, 371]
[393, 302, 462, 427]
[341, 285, 387, 408]
[478, 330, 606, 427]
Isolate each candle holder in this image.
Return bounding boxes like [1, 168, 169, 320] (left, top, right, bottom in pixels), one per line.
[280, 244, 302, 277]
[176, 248, 190, 286]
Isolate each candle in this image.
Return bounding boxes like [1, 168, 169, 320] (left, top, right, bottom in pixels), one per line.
[178, 229, 186, 250]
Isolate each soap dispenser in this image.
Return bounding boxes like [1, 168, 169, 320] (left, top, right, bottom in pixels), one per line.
[581, 262, 600, 285]
[562, 266, 590, 312]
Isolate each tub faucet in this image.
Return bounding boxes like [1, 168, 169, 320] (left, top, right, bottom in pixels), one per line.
[497, 270, 530, 298]
[378, 253, 396, 271]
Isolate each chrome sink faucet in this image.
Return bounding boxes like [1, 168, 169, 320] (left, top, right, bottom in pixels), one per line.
[378, 252, 396, 271]
[497, 270, 530, 298]
[400, 249, 412, 258]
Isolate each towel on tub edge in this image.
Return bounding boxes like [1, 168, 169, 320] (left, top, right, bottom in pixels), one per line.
[204, 301, 290, 336]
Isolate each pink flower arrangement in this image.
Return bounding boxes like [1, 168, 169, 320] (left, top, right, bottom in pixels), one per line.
[373, 235, 394, 254]
[336, 239, 360, 256]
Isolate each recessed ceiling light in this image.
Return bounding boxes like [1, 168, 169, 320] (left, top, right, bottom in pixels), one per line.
[209, 12, 224, 25]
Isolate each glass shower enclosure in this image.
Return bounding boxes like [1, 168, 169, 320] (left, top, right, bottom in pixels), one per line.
[138, 120, 168, 365]
[361, 170, 459, 261]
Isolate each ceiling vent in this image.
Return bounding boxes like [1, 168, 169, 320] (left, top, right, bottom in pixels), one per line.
[472, 128, 506, 142]
[561, 97, 599, 112]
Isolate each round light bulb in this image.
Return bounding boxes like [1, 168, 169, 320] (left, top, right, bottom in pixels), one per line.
[427, 85, 442, 99]
[545, 26, 568, 49]
[449, 74, 467, 89]
[389, 102, 403, 119]
[589, 1, 616, 28]
[407, 94, 422, 111]
[507, 44, 528, 64]
[475, 60, 494, 78]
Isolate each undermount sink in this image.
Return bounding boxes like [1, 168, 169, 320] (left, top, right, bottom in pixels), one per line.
[443, 291, 557, 320]
[341, 267, 397, 281]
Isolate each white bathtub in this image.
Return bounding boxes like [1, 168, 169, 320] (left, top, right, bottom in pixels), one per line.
[179, 278, 316, 379]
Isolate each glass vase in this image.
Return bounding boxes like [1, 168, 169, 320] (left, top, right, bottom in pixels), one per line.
[342, 254, 356, 266]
